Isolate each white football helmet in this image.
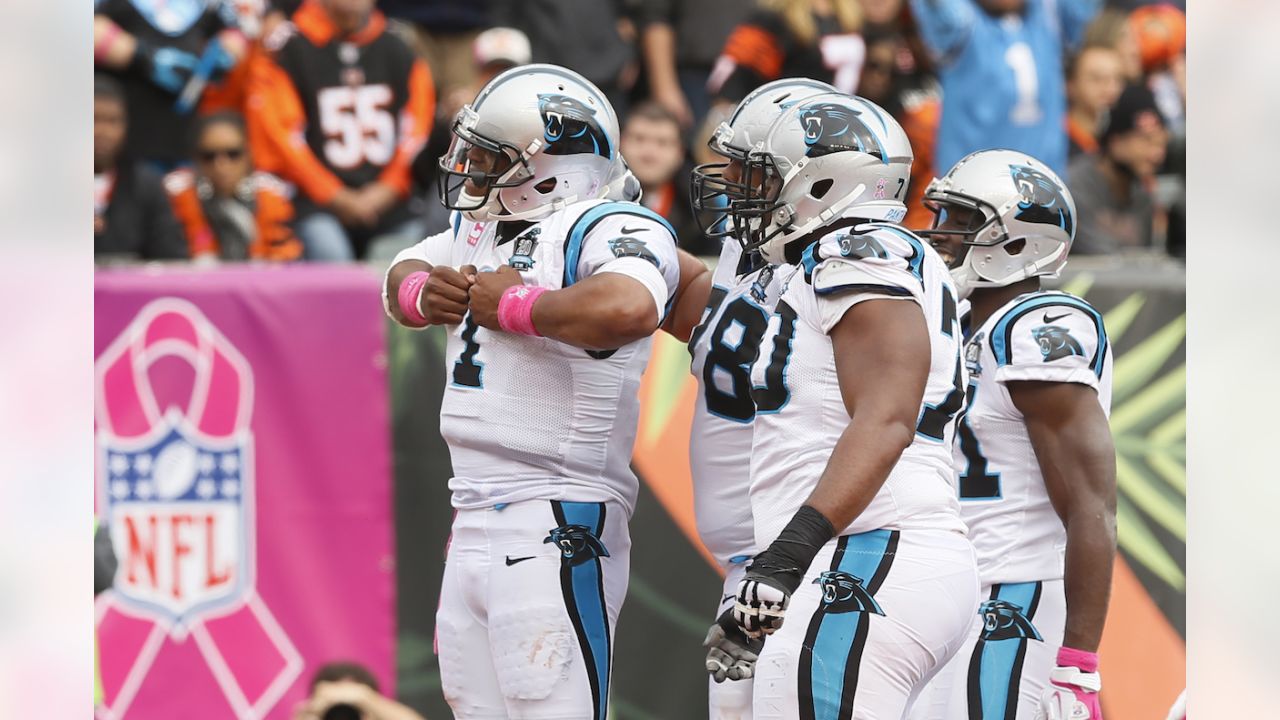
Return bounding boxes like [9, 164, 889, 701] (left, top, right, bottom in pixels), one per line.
[439, 64, 620, 222]
[920, 149, 1076, 300]
[731, 93, 914, 264]
[690, 78, 836, 240]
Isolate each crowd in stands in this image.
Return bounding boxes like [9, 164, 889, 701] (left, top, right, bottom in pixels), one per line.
[93, 0, 1187, 264]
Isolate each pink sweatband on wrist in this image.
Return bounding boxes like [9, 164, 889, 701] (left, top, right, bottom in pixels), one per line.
[497, 285, 548, 336]
[398, 271, 431, 326]
[1057, 646, 1099, 672]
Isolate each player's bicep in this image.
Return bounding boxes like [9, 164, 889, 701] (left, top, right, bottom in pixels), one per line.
[830, 298, 931, 424]
[1009, 381, 1116, 522]
[576, 215, 680, 321]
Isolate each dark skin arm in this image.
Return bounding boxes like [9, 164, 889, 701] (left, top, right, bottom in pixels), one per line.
[1009, 380, 1117, 652]
[804, 299, 931, 529]
[662, 249, 713, 342]
[469, 265, 661, 350]
[385, 259, 477, 326]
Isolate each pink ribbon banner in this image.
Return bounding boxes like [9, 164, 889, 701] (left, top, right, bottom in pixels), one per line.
[94, 266, 395, 719]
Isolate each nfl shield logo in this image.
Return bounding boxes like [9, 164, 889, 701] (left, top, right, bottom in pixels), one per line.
[102, 409, 254, 631]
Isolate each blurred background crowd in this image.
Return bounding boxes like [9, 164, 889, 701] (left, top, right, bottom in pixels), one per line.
[93, 0, 1186, 265]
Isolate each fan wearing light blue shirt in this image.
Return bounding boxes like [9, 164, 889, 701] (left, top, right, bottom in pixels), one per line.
[910, 0, 1099, 177]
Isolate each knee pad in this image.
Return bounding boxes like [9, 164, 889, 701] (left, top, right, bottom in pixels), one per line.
[490, 603, 576, 701]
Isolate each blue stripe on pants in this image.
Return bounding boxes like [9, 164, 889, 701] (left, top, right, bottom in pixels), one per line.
[801, 529, 895, 720]
[553, 501, 611, 720]
[969, 581, 1042, 719]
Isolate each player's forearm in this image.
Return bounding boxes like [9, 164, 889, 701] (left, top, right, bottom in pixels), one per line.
[805, 414, 915, 531]
[1061, 504, 1115, 651]
[384, 259, 433, 326]
[95, 16, 137, 68]
[532, 281, 660, 350]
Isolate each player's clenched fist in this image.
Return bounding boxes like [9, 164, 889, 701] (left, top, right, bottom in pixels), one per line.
[468, 265, 526, 331]
[733, 573, 791, 638]
[421, 265, 477, 325]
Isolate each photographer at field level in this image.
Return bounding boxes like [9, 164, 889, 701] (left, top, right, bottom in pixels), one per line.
[292, 661, 426, 720]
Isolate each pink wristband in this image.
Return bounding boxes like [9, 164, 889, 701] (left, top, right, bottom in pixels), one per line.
[398, 271, 430, 326]
[497, 285, 548, 336]
[1057, 646, 1099, 673]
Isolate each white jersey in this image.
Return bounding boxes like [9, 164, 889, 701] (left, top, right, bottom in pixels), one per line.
[958, 291, 1113, 584]
[749, 222, 968, 546]
[386, 201, 680, 516]
[687, 239, 795, 567]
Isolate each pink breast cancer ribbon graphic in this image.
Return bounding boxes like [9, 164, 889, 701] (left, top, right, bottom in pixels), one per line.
[95, 298, 301, 720]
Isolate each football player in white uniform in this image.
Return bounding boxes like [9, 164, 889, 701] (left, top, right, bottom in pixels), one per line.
[726, 92, 980, 719]
[382, 65, 679, 720]
[911, 149, 1116, 720]
[671, 77, 837, 719]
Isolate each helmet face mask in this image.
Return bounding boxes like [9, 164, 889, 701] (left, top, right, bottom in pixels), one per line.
[689, 78, 838, 246]
[437, 107, 534, 215]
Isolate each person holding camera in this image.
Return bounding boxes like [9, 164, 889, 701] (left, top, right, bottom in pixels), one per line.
[292, 662, 426, 720]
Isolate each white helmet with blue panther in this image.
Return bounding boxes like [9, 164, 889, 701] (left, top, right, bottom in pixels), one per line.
[439, 64, 620, 222]
[920, 149, 1077, 300]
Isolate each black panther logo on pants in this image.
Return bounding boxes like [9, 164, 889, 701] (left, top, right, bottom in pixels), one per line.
[979, 599, 1043, 642]
[545, 524, 611, 567]
[1009, 164, 1073, 236]
[813, 570, 885, 615]
[797, 102, 885, 161]
[538, 94, 613, 159]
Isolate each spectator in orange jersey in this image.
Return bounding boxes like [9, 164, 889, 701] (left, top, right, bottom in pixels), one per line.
[708, 0, 865, 104]
[166, 112, 302, 262]
[1065, 44, 1125, 158]
[248, 0, 434, 260]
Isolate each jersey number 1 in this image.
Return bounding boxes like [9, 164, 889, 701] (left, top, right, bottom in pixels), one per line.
[453, 314, 484, 388]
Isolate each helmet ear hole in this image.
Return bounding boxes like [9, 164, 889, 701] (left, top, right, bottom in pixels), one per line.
[535, 177, 558, 194]
[1005, 238, 1027, 256]
[809, 178, 833, 199]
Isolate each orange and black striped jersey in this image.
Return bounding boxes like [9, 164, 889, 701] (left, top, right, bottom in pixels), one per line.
[708, 9, 865, 103]
[247, 0, 433, 206]
[164, 169, 302, 261]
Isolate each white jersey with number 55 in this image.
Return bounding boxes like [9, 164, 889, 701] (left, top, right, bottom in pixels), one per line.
[386, 201, 680, 516]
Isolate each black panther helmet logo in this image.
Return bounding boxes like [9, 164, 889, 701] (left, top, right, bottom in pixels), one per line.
[538, 93, 613, 159]
[813, 571, 885, 615]
[836, 232, 890, 260]
[1033, 324, 1084, 361]
[1009, 165, 1073, 236]
[544, 524, 611, 567]
[979, 599, 1043, 642]
[797, 102, 885, 161]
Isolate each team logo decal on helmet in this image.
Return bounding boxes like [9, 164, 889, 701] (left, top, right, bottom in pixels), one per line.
[538, 93, 613, 159]
[798, 102, 885, 161]
[544, 524, 611, 567]
[1010, 165, 1073, 235]
[1033, 323, 1085, 361]
[813, 570, 885, 615]
[979, 599, 1043, 642]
